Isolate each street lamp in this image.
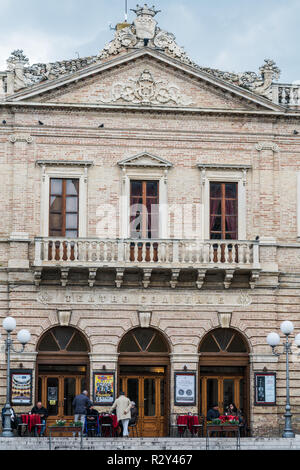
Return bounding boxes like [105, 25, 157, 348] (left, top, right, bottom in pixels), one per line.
[1, 317, 31, 437]
[266, 321, 299, 438]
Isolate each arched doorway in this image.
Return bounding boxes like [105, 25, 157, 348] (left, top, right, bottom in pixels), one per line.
[36, 326, 90, 428]
[199, 328, 250, 426]
[118, 328, 170, 437]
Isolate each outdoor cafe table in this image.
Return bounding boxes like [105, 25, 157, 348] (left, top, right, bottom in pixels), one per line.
[177, 415, 200, 437]
[206, 423, 240, 450]
[21, 414, 42, 435]
[99, 414, 119, 437]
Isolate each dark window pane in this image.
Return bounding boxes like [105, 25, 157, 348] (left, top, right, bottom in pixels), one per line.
[210, 216, 221, 231]
[53, 327, 74, 350]
[225, 216, 237, 233]
[127, 379, 139, 407]
[210, 199, 221, 215]
[119, 334, 140, 352]
[67, 333, 88, 352]
[210, 183, 221, 198]
[225, 200, 237, 216]
[146, 181, 158, 196]
[131, 181, 143, 197]
[210, 232, 222, 240]
[200, 335, 219, 352]
[227, 335, 247, 353]
[134, 330, 155, 351]
[213, 329, 234, 351]
[64, 378, 76, 416]
[147, 334, 168, 353]
[144, 379, 155, 416]
[225, 183, 237, 198]
[39, 333, 60, 351]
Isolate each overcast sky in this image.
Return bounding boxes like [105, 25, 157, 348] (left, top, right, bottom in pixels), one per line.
[0, 0, 299, 83]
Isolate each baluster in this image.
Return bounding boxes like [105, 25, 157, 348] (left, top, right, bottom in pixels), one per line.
[232, 243, 237, 264]
[59, 240, 64, 261]
[66, 240, 71, 261]
[102, 241, 107, 262]
[224, 244, 229, 263]
[134, 242, 138, 262]
[43, 240, 49, 261]
[209, 244, 214, 263]
[246, 244, 251, 264]
[73, 240, 78, 261]
[217, 243, 221, 264]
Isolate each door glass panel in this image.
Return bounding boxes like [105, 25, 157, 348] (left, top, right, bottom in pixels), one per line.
[223, 379, 234, 411]
[81, 377, 87, 392]
[127, 379, 139, 410]
[160, 379, 165, 417]
[144, 379, 156, 416]
[207, 378, 218, 411]
[64, 378, 76, 416]
[47, 378, 59, 416]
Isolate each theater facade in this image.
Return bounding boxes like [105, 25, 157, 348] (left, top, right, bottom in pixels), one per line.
[1, 5, 300, 437]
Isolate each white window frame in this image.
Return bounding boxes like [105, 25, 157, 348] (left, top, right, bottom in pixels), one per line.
[199, 165, 250, 240]
[120, 167, 169, 239]
[37, 162, 92, 238]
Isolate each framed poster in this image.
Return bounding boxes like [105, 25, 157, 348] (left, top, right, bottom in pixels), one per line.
[10, 369, 32, 405]
[254, 372, 276, 406]
[174, 372, 196, 406]
[93, 372, 115, 406]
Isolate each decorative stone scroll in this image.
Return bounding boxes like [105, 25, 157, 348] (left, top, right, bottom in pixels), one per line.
[255, 142, 279, 152]
[37, 289, 252, 308]
[98, 69, 194, 106]
[9, 134, 33, 144]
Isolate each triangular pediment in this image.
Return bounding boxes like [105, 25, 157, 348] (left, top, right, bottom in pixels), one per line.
[5, 49, 284, 113]
[118, 152, 172, 168]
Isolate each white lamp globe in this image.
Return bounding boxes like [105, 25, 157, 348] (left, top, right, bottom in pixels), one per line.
[17, 329, 31, 345]
[294, 333, 300, 347]
[280, 321, 294, 335]
[267, 332, 280, 347]
[3, 317, 16, 332]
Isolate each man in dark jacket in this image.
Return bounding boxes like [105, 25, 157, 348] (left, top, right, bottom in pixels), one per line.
[31, 402, 48, 436]
[207, 404, 220, 421]
[72, 390, 92, 433]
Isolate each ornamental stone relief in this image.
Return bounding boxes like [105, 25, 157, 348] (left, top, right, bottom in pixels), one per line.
[98, 69, 194, 106]
[36, 289, 252, 307]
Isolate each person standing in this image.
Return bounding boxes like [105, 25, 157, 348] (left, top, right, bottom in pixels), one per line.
[110, 392, 131, 437]
[72, 390, 92, 433]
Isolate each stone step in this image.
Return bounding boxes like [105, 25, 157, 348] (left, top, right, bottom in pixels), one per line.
[0, 437, 300, 451]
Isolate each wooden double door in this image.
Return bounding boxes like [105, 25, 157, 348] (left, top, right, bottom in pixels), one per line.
[200, 375, 244, 417]
[120, 375, 166, 437]
[38, 374, 86, 429]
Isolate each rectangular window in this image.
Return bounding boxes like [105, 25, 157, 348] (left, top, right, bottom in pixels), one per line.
[49, 178, 79, 237]
[130, 180, 159, 239]
[210, 182, 238, 240]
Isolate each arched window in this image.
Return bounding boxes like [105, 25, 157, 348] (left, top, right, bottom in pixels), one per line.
[38, 327, 89, 353]
[199, 328, 248, 354]
[119, 328, 169, 354]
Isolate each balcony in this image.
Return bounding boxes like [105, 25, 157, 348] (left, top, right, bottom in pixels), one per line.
[33, 237, 260, 289]
[272, 83, 300, 108]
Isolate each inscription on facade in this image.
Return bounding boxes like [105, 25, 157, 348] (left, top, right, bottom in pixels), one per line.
[36, 290, 252, 307]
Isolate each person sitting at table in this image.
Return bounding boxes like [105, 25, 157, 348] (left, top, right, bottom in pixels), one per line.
[129, 401, 138, 425]
[86, 405, 99, 437]
[110, 391, 131, 438]
[31, 401, 48, 436]
[207, 404, 220, 421]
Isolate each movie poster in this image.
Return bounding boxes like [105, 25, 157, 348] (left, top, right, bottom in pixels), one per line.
[93, 373, 115, 405]
[11, 370, 32, 405]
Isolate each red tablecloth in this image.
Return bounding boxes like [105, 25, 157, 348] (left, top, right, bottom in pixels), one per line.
[21, 414, 42, 434]
[219, 415, 239, 424]
[177, 415, 199, 434]
[99, 414, 119, 436]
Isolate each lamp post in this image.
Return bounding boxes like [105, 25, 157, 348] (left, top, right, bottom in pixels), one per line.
[266, 320, 300, 438]
[1, 317, 31, 437]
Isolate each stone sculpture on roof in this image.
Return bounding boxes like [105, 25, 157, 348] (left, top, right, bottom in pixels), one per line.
[2, 3, 281, 101]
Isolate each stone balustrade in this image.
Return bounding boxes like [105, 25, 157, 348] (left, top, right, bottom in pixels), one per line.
[34, 237, 260, 269]
[273, 84, 300, 107]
